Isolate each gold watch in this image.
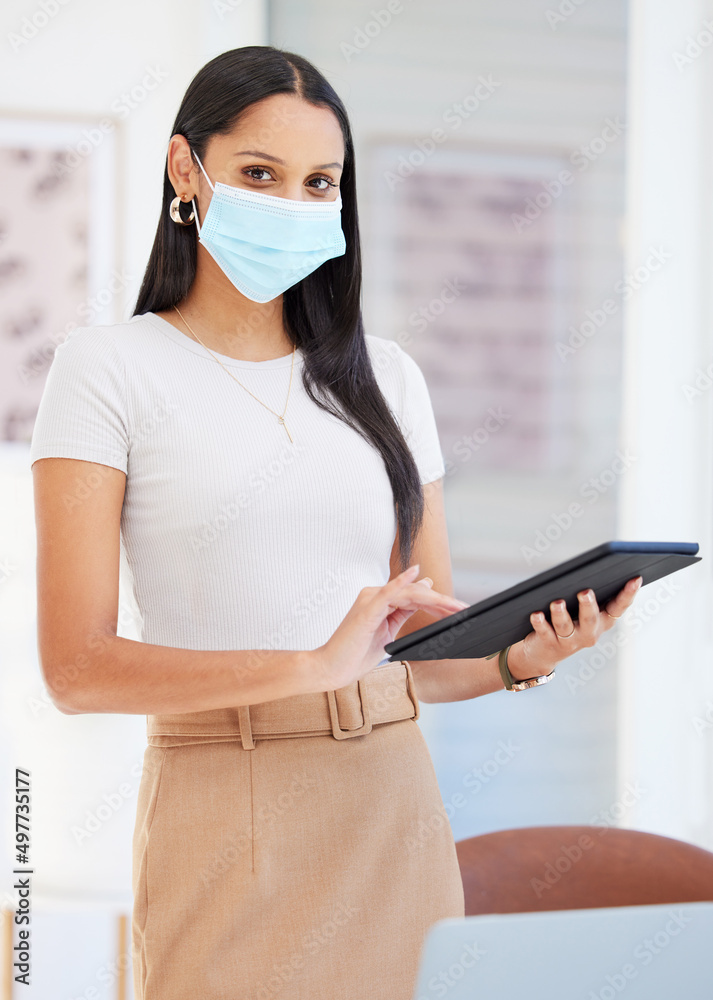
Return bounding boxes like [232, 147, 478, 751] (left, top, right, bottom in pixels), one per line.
[486, 645, 556, 691]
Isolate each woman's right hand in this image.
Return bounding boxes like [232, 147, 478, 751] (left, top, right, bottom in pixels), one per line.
[311, 564, 469, 691]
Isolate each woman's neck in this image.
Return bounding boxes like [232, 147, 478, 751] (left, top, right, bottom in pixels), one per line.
[156, 256, 295, 362]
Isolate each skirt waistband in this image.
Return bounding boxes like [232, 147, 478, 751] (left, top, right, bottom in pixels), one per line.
[145, 660, 419, 749]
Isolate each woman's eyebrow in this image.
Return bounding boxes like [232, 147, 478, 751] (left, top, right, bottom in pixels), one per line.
[232, 149, 343, 170]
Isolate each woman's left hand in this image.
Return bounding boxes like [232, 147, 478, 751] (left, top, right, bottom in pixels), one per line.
[506, 575, 643, 680]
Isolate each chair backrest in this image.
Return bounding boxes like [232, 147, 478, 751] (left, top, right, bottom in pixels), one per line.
[455, 825, 713, 915]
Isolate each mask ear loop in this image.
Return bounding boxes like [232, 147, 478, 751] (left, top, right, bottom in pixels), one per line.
[191, 196, 201, 235]
[190, 150, 214, 236]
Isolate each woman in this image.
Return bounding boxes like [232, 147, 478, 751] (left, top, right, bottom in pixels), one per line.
[30, 46, 641, 1000]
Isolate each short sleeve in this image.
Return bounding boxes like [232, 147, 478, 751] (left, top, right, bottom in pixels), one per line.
[391, 343, 446, 485]
[29, 327, 129, 474]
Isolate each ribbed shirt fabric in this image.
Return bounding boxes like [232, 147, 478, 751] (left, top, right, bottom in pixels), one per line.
[29, 311, 445, 658]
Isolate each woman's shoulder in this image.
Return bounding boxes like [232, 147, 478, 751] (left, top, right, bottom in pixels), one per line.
[56, 313, 158, 354]
[364, 333, 408, 375]
[48, 314, 169, 381]
[364, 333, 402, 359]
[364, 334, 425, 389]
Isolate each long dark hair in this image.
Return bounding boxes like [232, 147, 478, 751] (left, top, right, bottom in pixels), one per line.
[133, 46, 424, 572]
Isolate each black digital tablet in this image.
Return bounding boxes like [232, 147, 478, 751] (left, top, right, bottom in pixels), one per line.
[384, 540, 701, 661]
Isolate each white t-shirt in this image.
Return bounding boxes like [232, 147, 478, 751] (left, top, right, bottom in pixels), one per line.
[29, 312, 445, 659]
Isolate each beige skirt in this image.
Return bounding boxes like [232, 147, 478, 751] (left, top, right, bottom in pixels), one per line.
[131, 686, 465, 1000]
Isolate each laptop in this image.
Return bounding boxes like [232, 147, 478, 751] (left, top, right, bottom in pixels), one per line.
[412, 903, 713, 999]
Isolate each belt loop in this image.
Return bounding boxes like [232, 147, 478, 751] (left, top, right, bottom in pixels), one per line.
[401, 661, 420, 721]
[327, 681, 372, 739]
[238, 705, 255, 749]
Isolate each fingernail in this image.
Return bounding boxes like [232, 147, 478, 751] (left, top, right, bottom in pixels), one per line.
[633, 577, 643, 589]
[579, 590, 593, 601]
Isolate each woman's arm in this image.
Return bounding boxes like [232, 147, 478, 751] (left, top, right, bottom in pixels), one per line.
[388, 478, 641, 703]
[32, 457, 324, 715]
[33, 457, 463, 716]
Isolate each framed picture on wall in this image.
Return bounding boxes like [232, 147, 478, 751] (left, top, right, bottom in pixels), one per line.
[365, 143, 577, 477]
[0, 115, 120, 444]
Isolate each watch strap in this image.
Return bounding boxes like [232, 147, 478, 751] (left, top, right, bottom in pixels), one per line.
[498, 645, 556, 692]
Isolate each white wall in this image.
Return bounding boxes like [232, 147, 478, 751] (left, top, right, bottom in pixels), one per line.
[618, 0, 713, 849]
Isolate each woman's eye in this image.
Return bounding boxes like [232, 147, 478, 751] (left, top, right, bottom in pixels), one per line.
[244, 167, 273, 182]
[308, 176, 337, 192]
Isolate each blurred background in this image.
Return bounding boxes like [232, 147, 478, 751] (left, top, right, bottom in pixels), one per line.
[0, 0, 712, 995]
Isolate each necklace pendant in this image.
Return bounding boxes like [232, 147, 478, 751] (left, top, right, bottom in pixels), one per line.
[278, 416, 294, 443]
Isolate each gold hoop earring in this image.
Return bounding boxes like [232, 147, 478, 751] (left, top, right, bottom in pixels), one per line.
[169, 195, 195, 225]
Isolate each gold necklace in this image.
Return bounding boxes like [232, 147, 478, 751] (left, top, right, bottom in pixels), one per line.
[173, 305, 296, 444]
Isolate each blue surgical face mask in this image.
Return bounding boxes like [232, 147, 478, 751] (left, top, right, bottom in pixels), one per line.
[190, 151, 346, 303]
